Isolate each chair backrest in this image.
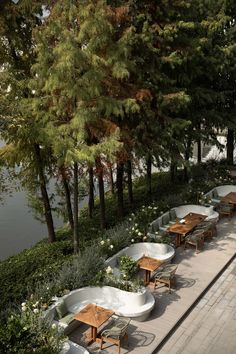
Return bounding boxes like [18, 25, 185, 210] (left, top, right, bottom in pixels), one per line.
[155, 264, 178, 280]
[162, 264, 178, 275]
[102, 317, 131, 338]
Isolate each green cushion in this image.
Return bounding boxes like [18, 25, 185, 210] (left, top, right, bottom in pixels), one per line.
[151, 219, 160, 232]
[212, 189, 219, 198]
[59, 312, 74, 325]
[169, 209, 176, 221]
[162, 213, 170, 225]
[55, 301, 68, 319]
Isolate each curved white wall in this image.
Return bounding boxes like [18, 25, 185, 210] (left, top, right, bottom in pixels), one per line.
[173, 204, 219, 221]
[47, 285, 155, 324]
[106, 242, 175, 269]
[59, 340, 89, 354]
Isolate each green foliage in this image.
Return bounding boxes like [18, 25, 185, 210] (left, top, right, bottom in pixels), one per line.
[128, 204, 160, 241]
[0, 241, 73, 312]
[0, 299, 65, 354]
[99, 221, 131, 257]
[102, 274, 144, 293]
[119, 255, 138, 280]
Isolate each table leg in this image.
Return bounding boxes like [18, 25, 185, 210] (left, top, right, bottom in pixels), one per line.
[91, 326, 97, 342]
[145, 270, 150, 284]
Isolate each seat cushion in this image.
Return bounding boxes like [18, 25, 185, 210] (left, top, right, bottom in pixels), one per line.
[151, 219, 160, 232]
[55, 301, 68, 319]
[162, 213, 170, 225]
[59, 312, 75, 325]
[169, 209, 177, 221]
[212, 189, 219, 198]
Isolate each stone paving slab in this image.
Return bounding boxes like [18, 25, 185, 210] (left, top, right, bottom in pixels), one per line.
[159, 257, 236, 354]
[70, 217, 236, 354]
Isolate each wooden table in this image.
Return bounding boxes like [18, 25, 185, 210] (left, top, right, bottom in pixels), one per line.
[74, 303, 114, 344]
[137, 256, 162, 284]
[221, 192, 236, 205]
[168, 212, 207, 246]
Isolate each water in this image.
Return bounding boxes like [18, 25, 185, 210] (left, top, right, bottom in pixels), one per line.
[0, 140, 82, 261]
[0, 187, 63, 261]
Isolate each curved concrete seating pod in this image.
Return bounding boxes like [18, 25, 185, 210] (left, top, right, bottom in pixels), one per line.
[46, 286, 155, 325]
[173, 204, 219, 222]
[204, 185, 236, 205]
[106, 242, 175, 268]
[59, 340, 89, 354]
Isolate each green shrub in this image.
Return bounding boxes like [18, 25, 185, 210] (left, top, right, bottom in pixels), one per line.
[119, 255, 138, 280]
[0, 300, 65, 354]
[0, 241, 73, 312]
[99, 221, 131, 257]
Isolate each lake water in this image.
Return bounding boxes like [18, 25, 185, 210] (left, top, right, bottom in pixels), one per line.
[0, 140, 79, 261]
[0, 186, 63, 261]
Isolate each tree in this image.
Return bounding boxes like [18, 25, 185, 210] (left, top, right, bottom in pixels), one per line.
[0, 0, 56, 242]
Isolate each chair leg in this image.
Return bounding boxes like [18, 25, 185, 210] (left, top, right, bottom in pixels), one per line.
[100, 338, 103, 350]
[125, 333, 129, 347]
[118, 341, 120, 354]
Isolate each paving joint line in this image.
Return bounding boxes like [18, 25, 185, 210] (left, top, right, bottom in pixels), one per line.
[152, 251, 236, 353]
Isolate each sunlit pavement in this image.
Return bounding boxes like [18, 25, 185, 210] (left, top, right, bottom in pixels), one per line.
[159, 256, 236, 354]
[70, 216, 236, 353]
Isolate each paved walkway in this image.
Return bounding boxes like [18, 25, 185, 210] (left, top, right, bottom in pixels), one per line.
[70, 217, 236, 353]
[159, 257, 236, 354]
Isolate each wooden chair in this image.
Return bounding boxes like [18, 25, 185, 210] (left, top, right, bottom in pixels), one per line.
[184, 230, 204, 253]
[218, 203, 234, 219]
[154, 264, 178, 293]
[100, 316, 130, 354]
[194, 220, 217, 240]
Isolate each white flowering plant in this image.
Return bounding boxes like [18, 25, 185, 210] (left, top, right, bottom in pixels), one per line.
[128, 204, 159, 242]
[0, 299, 66, 353]
[99, 237, 116, 257]
[198, 193, 212, 206]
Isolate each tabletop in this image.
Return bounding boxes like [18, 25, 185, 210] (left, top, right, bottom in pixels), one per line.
[168, 212, 207, 235]
[221, 192, 236, 204]
[74, 303, 114, 328]
[137, 256, 162, 272]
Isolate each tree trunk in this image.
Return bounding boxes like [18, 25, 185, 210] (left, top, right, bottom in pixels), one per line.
[88, 166, 95, 218]
[96, 157, 106, 229]
[34, 144, 56, 243]
[227, 128, 234, 165]
[126, 160, 133, 205]
[197, 123, 201, 163]
[73, 162, 79, 254]
[146, 154, 152, 197]
[60, 166, 74, 231]
[183, 137, 192, 182]
[108, 163, 115, 194]
[117, 162, 124, 219]
[170, 160, 177, 182]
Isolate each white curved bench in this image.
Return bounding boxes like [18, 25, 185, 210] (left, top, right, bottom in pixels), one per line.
[106, 242, 175, 269]
[46, 285, 155, 326]
[173, 204, 219, 222]
[204, 185, 236, 205]
[59, 340, 89, 354]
